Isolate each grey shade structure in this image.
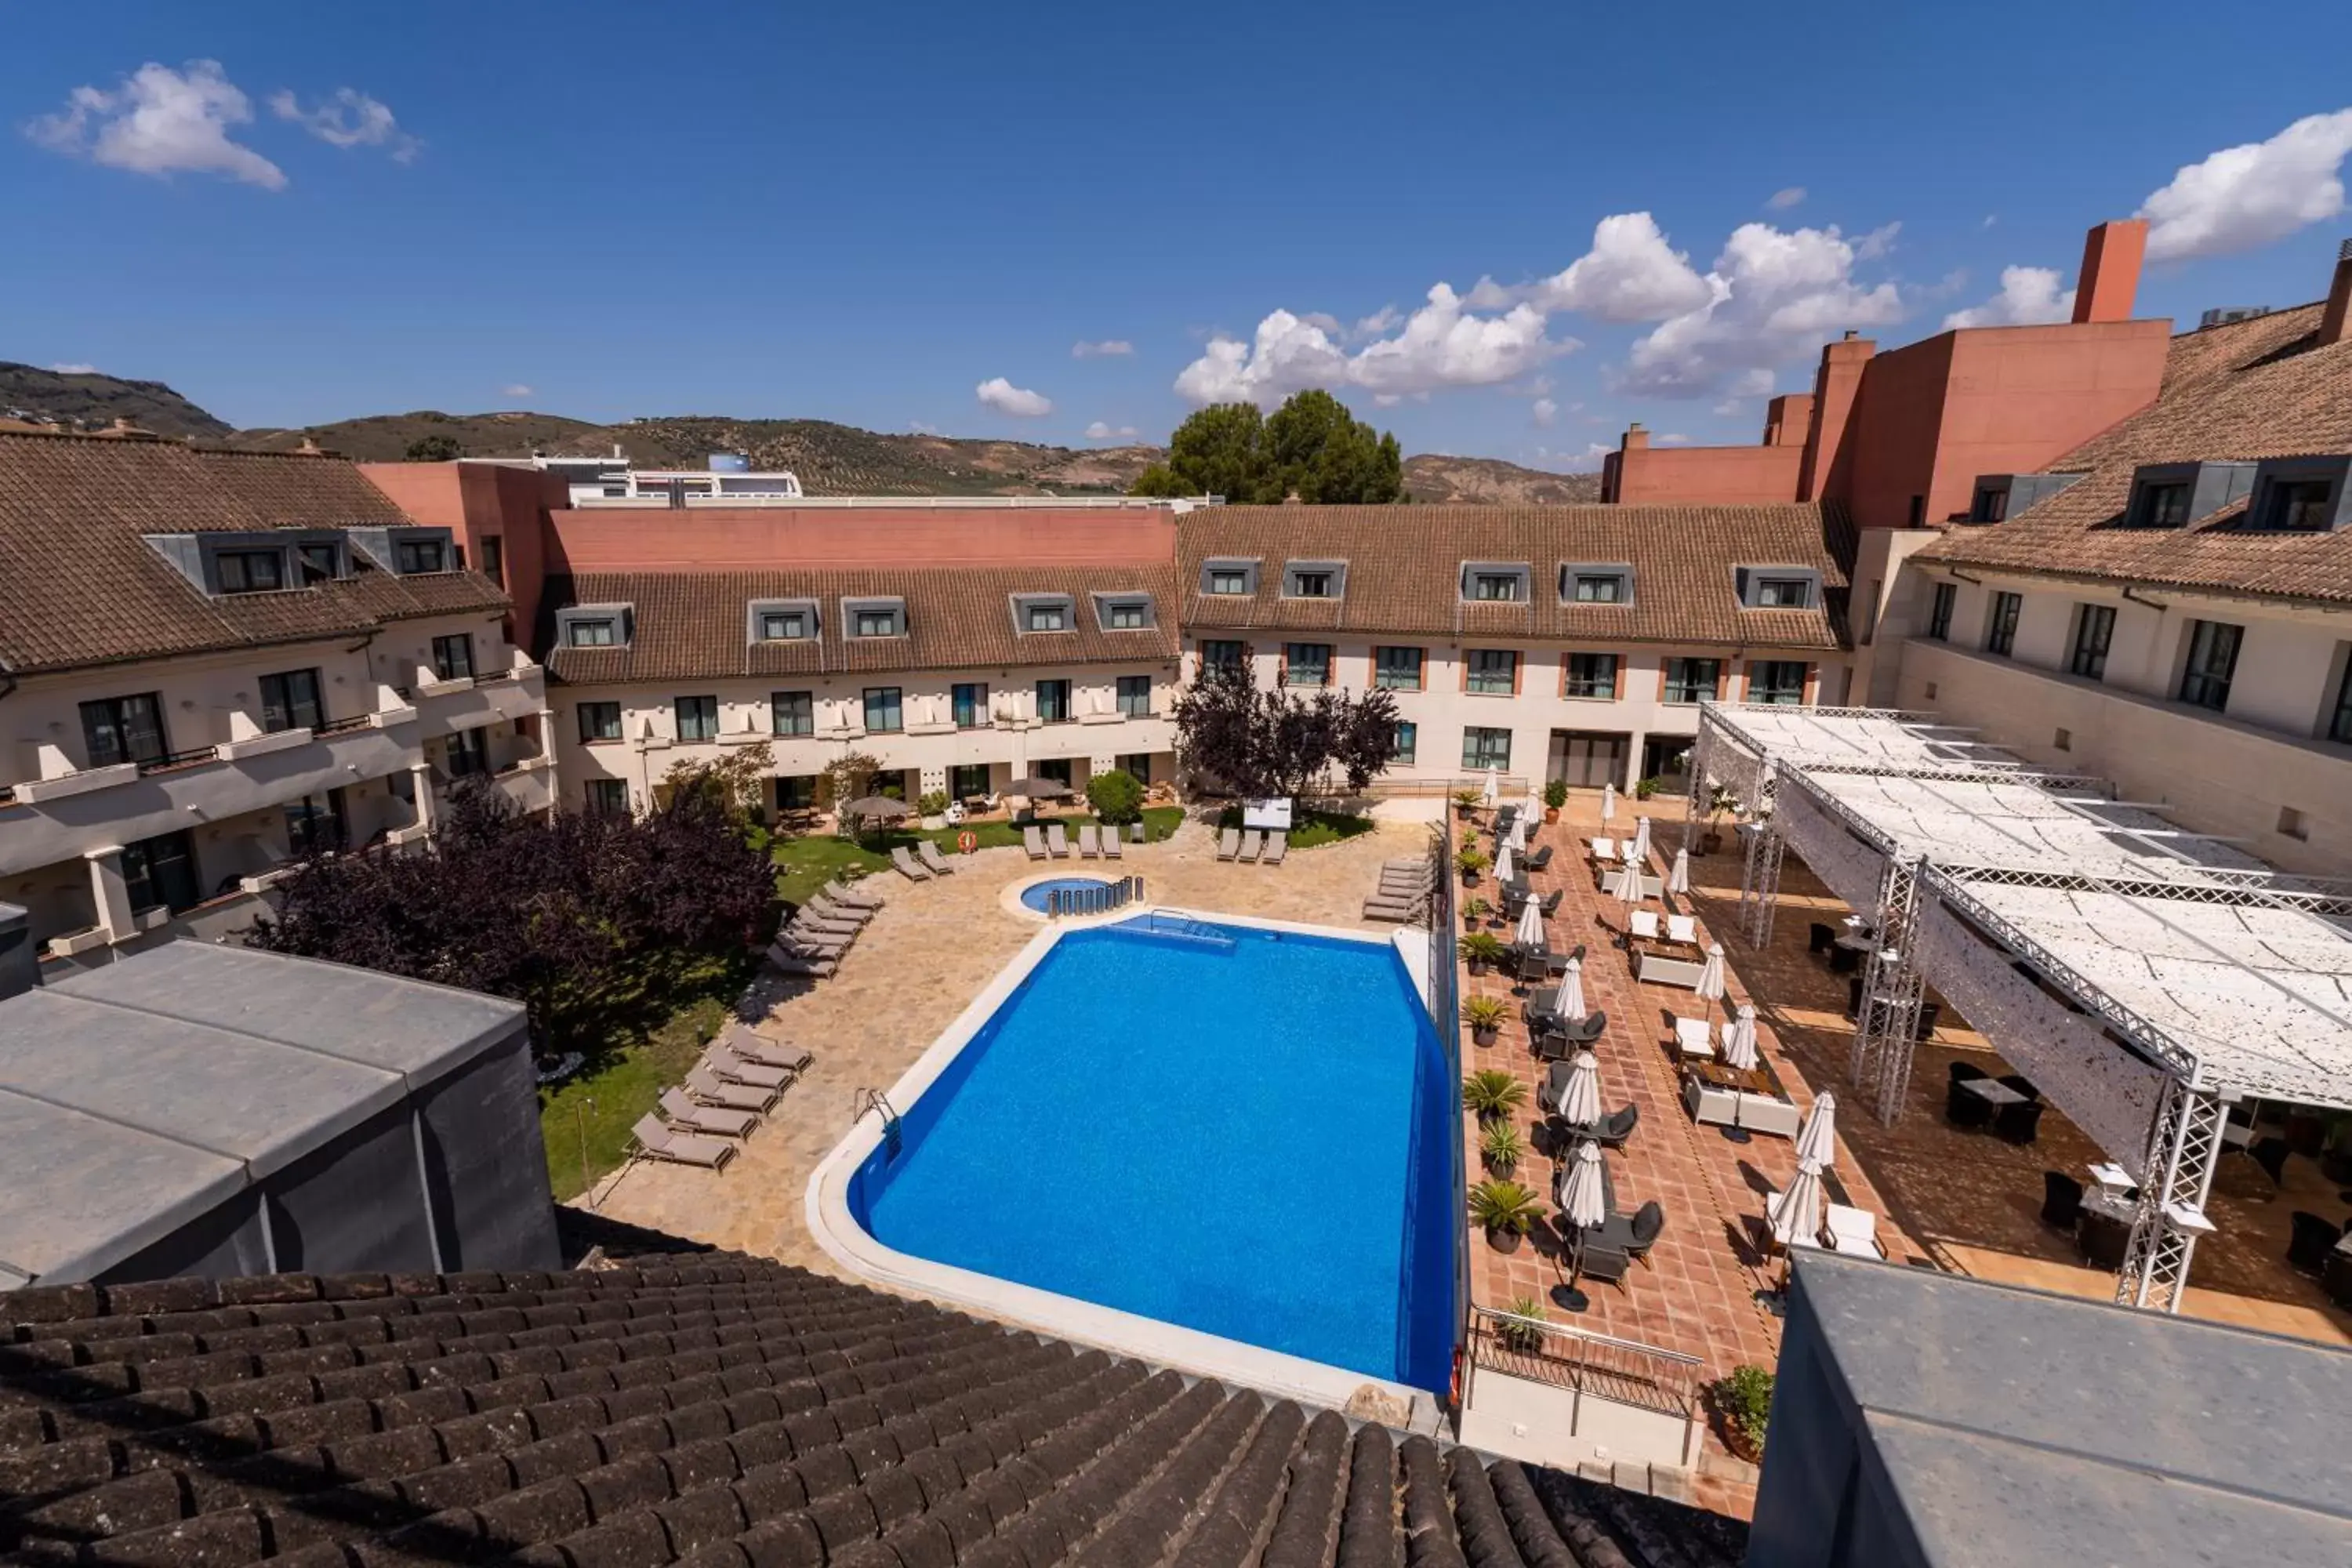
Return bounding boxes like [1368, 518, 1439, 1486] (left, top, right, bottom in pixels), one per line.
[1001, 775, 1074, 798]
[841, 795, 911, 819]
[1750, 1250, 2352, 1568]
[0, 942, 556, 1287]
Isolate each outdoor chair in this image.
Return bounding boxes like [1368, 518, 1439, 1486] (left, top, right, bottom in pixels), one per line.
[1666, 914, 1698, 946]
[792, 908, 862, 938]
[1524, 844, 1553, 872]
[918, 840, 956, 875]
[1047, 823, 1073, 858]
[659, 1088, 757, 1141]
[1625, 1200, 1665, 1264]
[1949, 1061, 1987, 1085]
[1945, 1080, 1993, 1130]
[1496, 805, 1519, 833]
[685, 1064, 779, 1115]
[631, 1113, 735, 1171]
[1846, 974, 1865, 1022]
[2078, 1210, 2132, 1269]
[2328, 1250, 2352, 1311]
[1509, 946, 1554, 984]
[1574, 1241, 1632, 1288]
[704, 1043, 791, 1090]
[1523, 987, 1562, 1027]
[1218, 827, 1241, 861]
[807, 895, 873, 926]
[1629, 910, 1661, 941]
[891, 845, 931, 881]
[766, 944, 837, 979]
[1538, 1011, 1606, 1062]
[1102, 828, 1123, 859]
[822, 878, 884, 909]
[1537, 1059, 1573, 1114]
[782, 924, 851, 956]
[2040, 1171, 2084, 1230]
[1239, 829, 1266, 862]
[1263, 830, 1287, 864]
[1024, 826, 1048, 860]
[1556, 1103, 1638, 1150]
[720, 1025, 810, 1075]
[2287, 1212, 2343, 1276]
[1913, 1000, 1942, 1041]
[1994, 1098, 2045, 1145]
[1809, 922, 1837, 956]
[1539, 889, 1563, 916]
[1998, 1074, 2039, 1102]
[1829, 942, 1863, 975]
[2249, 1136, 2291, 1186]
[1077, 824, 1101, 858]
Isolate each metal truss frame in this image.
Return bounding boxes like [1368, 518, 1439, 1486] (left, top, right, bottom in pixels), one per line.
[2117, 1079, 2228, 1313]
[1850, 855, 1929, 1123]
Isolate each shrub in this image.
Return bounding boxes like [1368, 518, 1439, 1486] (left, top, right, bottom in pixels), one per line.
[1460, 931, 1505, 967]
[1711, 1364, 1776, 1453]
[1543, 778, 1569, 810]
[1462, 1068, 1528, 1120]
[1467, 1180, 1542, 1236]
[1455, 846, 1489, 875]
[1499, 1295, 1546, 1352]
[1462, 995, 1510, 1032]
[917, 790, 949, 816]
[1085, 768, 1145, 825]
[1634, 776, 1660, 800]
[1481, 1120, 1525, 1174]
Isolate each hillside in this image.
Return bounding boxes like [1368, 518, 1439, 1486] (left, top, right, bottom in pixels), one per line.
[0, 363, 1606, 503]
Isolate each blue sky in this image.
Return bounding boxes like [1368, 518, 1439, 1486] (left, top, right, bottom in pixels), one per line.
[9, 1, 2352, 468]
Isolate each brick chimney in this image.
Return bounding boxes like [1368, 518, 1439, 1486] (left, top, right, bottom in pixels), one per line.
[1797, 332, 1875, 502]
[2071, 220, 2147, 324]
[1762, 393, 1813, 448]
[1621, 422, 1650, 453]
[2321, 238, 2352, 347]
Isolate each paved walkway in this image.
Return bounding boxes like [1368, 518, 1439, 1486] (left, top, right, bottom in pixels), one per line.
[587, 815, 1428, 1272]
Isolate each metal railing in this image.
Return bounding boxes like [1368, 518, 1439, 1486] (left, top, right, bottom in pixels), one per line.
[136, 746, 221, 776]
[1117, 907, 1235, 949]
[1463, 1305, 1703, 1421]
[1426, 812, 1471, 1399]
[1043, 875, 1144, 918]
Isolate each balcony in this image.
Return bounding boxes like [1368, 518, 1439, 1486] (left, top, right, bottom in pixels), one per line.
[410, 654, 546, 735]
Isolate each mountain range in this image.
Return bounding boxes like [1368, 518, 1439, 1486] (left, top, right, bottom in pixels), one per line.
[0, 362, 1602, 504]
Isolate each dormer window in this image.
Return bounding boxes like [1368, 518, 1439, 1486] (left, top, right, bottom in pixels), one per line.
[763, 610, 805, 640]
[845, 597, 906, 638]
[395, 538, 448, 574]
[1011, 593, 1076, 635]
[1966, 472, 2085, 524]
[1201, 558, 1259, 596]
[1472, 574, 1520, 601]
[1462, 563, 1530, 602]
[1094, 594, 1154, 630]
[1737, 566, 1823, 609]
[2245, 456, 2351, 532]
[2139, 483, 2191, 528]
[1561, 563, 1633, 604]
[557, 603, 633, 649]
[568, 618, 618, 648]
[216, 549, 285, 594]
[1027, 603, 1067, 631]
[1282, 560, 1347, 600]
[297, 543, 343, 583]
[2122, 461, 2256, 528]
[1971, 487, 2007, 523]
[747, 598, 818, 644]
[2266, 480, 2332, 530]
[857, 609, 898, 637]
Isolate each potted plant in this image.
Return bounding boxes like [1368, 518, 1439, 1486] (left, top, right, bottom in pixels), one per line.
[1452, 787, 1481, 820]
[916, 789, 950, 831]
[1461, 931, 1505, 974]
[1456, 845, 1489, 885]
[1698, 783, 1741, 855]
[1634, 775, 1658, 800]
[1468, 1180, 1543, 1254]
[1481, 1119, 1525, 1176]
[1463, 994, 1509, 1047]
[1461, 896, 1492, 931]
[1542, 778, 1567, 823]
[1462, 1068, 1529, 1123]
[1708, 1364, 1776, 1464]
[1498, 1294, 1546, 1352]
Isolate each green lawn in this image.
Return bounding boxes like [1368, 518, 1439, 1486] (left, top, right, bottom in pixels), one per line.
[1213, 804, 1374, 848]
[771, 806, 1184, 905]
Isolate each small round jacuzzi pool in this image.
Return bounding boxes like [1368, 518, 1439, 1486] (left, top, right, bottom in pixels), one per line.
[1019, 876, 1114, 913]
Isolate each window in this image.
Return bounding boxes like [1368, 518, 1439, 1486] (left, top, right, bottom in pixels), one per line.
[567, 617, 618, 648]
[1115, 753, 1153, 785]
[2136, 482, 2192, 528]
[771, 691, 814, 737]
[431, 633, 474, 681]
[1283, 644, 1332, 687]
[2069, 604, 2116, 680]
[776, 775, 818, 812]
[1751, 661, 1809, 705]
[1036, 758, 1075, 787]
[1116, 676, 1152, 717]
[1207, 568, 1251, 595]
[1971, 487, 2008, 524]
[445, 728, 488, 778]
[1662, 658, 1720, 705]
[1755, 576, 1813, 608]
[2179, 620, 2242, 713]
[674, 695, 720, 742]
[1564, 652, 1617, 699]
[395, 539, 448, 574]
[949, 764, 991, 800]
[258, 670, 324, 734]
[1986, 591, 2023, 656]
[862, 687, 904, 732]
[2329, 656, 2352, 746]
[1104, 600, 1148, 630]
[585, 779, 630, 817]
[297, 543, 340, 583]
[1392, 721, 1417, 765]
[1461, 727, 1512, 771]
[79, 693, 169, 769]
[121, 830, 200, 915]
[1025, 602, 1069, 632]
[1199, 639, 1243, 671]
[2262, 477, 2335, 531]
[478, 537, 504, 587]
[1287, 570, 1334, 599]
[1034, 680, 1071, 722]
[579, 702, 622, 742]
[1928, 582, 1957, 641]
[952, 682, 989, 729]
[1466, 649, 1518, 695]
[759, 608, 808, 641]
[216, 550, 284, 593]
[286, 792, 346, 858]
[1374, 645, 1424, 690]
[1570, 572, 1624, 604]
[1470, 572, 1523, 601]
[852, 606, 902, 637]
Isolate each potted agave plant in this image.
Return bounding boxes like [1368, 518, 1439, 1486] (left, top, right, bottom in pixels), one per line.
[1456, 845, 1488, 886]
[1463, 1068, 1529, 1123]
[1461, 931, 1504, 975]
[1542, 778, 1568, 823]
[1481, 1119, 1525, 1177]
[1468, 1179, 1543, 1254]
[1461, 896, 1492, 931]
[1498, 1294, 1546, 1352]
[1452, 787, 1482, 821]
[1463, 994, 1509, 1047]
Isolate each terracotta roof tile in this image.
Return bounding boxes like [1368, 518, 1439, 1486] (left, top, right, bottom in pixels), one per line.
[1919, 303, 2352, 602]
[0, 431, 510, 676]
[541, 566, 1181, 684]
[1175, 504, 1856, 650]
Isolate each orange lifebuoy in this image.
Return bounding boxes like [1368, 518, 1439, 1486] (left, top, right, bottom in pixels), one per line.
[957, 831, 978, 855]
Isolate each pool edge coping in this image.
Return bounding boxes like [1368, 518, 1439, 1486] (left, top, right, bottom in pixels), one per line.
[805, 905, 1439, 1417]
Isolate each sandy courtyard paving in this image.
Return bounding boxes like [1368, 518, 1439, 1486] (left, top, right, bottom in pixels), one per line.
[586, 814, 1432, 1271]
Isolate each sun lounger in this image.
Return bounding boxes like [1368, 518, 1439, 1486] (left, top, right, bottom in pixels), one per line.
[1024, 825, 1048, 860]
[1362, 901, 1414, 923]
[771, 932, 843, 964]
[1667, 913, 1699, 945]
[659, 1088, 758, 1141]
[1263, 830, 1287, 865]
[704, 1043, 792, 1090]
[918, 840, 957, 875]
[783, 922, 852, 953]
[891, 845, 931, 881]
[1101, 829, 1122, 860]
[720, 1024, 811, 1075]
[1629, 909, 1661, 940]
[767, 949, 836, 979]
[632, 1113, 735, 1170]
[1077, 824, 1100, 858]
[791, 909, 862, 938]
[1238, 829, 1265, 862]
[806, 895, 872, 926]
[686, 1064, 779, 1114]
[1218, 827, 1241, 861]
[822, 878, 884, 909]
[1047, 822, 1072, 858]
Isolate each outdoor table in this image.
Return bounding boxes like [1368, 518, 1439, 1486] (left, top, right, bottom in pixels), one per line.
[1958, 1076, 2028, 1109]
[2087, 1160, 2133, 1196]
[2079, 1188, 2137, 1225]
[1686, 1060, 1798, 1137]
[1833, 930, 1880, 954]
[1636, 949, 1708, 989]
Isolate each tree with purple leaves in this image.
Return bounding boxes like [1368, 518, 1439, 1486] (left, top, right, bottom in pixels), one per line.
[1171, 661, 1401, 800]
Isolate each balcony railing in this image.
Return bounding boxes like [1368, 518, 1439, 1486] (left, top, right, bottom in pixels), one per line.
[1462, 1306, 1702, 1421]
[136, 746, 225, 777]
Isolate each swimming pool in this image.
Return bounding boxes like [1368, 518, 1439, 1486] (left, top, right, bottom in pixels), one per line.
[833, 914, 1457, 1393]
[1018, 876, 1113, 913]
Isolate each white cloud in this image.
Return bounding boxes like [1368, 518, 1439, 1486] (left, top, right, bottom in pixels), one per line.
[27, 60, 285, 189]
[1943, 265, 2074, 329]
[975, 376, 1052, 417]
[1083, 420, 1140, 440]
[48, 362, 100, 375]
[1853, 221, 1901, 260]
[1656, 433, 1693, 445]
[909, 422, 939, 435]
[1530, 397, 1558, 427]
[1070, 339, 1133, 358]
[1174, 284, 1570, 408]
[1355, 305, 1403, 336]
[1523, 212, 1715, 322]
[1767, 186, 1806, 210]
[268, 87, 419, 162]
[1537, 442, 1616, 473]
[1618, 221, 1905, 397]
[500, 383, 535, 398]
[2137, 109, 2352, 261]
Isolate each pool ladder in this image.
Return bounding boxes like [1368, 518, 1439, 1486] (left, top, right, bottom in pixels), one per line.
[853, 1087, 903, 1160]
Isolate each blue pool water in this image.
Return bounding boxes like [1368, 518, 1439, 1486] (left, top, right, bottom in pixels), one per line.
[849, 918, 1457, 1391]
[1018, 876, 1113, 913]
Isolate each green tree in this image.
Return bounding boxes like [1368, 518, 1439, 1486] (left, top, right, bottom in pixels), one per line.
[1084, 767, 1145, 825]
[405, 434, 462, 462]
[1132, 392, 1403, 504]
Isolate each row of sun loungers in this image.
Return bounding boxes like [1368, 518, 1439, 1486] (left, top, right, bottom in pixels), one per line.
[1215, 828, 1288, 865]
[1364, 855, 1433, 922]
[629, 1023, 818, 1171]
[767, 878, 884, 978]
[892, 840, 960, 880]
[1022, 822, 1127, 861]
